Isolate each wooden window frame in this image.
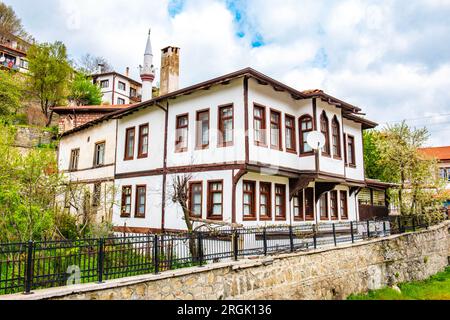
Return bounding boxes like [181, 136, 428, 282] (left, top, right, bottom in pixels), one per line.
[69, 148, 80, 171]
[299, 115, 314, 156]
[93, 141, 106, 167]
[293, 190, 304, 221]
[118, 81, 126, 91]
[274, 184, 286, 221]
[320, 193, 329, 221]
[100, 80, 109, 88]
[218, 104, 234, 148]
[243, 181, 257, 221]
[332, 116, 342, 159]
[124, 127, 135, 161]
[253, 104, 267, 147]
[320, 111, 331, 157]
[175, 113, 189, 153]
[196, 109, 210, 150]
[134, 185, 147, 219]
[117, 97, 126, 105]
[92, 183, 101, 207]
[138, 123, 149, 159]
[120, 186, 132, 218]
[285, 114, 297, 154]
[189, 181, 203, 218]
[270, 109, 283, 151]
[347, 135, 356, 167]
[340, 190, 349, 220]
[207, 180, 224, 220]
[330, 190, 338, 220]
[305, 187, 315, 221]
[259, 182, 272, 221]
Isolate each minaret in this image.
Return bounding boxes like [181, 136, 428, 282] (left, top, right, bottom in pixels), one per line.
[140, 29, 156, 101]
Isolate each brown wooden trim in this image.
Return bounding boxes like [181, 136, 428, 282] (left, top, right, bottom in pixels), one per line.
[274, 184, 287, 221]
[188, 181, 203, 218]
[259, 182, 272, 221]
[304, 187, 315, 221]
[293, 189, 304, 222]
[285, 113, 297, 154]
[93, 140, 106, 167]
[242, 180, 257, 221]
[195, 109, 210, 150]
[344, 133, 348, 165]
[320, 111, 331, 157]
[270, 108, 283, 151]
[120, 185, 132, 218]
[134, 185, 147, 219]
[124, 127, 135, 161]
[330, 190, 338, 220]
[299, 114, 314, 156]
[137, 123, 149, 159]
[347, 134, 356, 167]
[175, 113, 189, 153]
[253, 103, 267, 147]
[218, 104, 234, 148]
[340, 190, 349, 220]
[331, 115, 342, 159]
[207, 180, 224, 220]
[319, 192, 329, 221]
[63, 177, 114, 185]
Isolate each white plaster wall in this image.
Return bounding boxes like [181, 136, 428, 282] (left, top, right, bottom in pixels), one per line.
[115, 107, 165, 174]
[343, 119, 365, 182]
[247, 78, 315, 171]
[166, 79, 246, 167]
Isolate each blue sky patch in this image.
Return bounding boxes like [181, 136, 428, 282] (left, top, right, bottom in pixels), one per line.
[168, 0, 185, 18]
[313, 48, 329, 68]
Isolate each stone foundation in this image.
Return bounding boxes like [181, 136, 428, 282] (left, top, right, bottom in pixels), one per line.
[3, 221, 449, 300]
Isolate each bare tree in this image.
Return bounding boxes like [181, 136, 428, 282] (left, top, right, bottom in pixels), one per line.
[77, 54, 114, 74]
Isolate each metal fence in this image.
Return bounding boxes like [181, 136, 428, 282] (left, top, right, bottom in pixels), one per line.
[0, 216, 439, 296]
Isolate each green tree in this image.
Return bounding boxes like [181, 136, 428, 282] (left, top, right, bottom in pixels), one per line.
[26, 41, 72, 126]
[69, 73, 102, 106]
[0, 69, 23, 120]
[363, 130, 385, 180]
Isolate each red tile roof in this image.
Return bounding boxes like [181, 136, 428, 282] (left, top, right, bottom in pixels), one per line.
[419, 146, 450, 161]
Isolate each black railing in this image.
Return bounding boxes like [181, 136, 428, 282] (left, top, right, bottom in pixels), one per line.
[0, 215, 444, 296]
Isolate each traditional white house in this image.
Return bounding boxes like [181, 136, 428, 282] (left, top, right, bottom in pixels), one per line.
[57, 32, 386, 234]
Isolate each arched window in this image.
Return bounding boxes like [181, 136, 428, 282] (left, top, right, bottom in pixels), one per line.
[320, 111, 330, 156]
[332, 116, 341, 158]
[299, 115, 314, 155]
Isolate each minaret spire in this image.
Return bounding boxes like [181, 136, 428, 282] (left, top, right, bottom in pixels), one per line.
[140, 28, 155, 101]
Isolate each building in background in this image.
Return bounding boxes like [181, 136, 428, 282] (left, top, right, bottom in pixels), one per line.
[92, 70, 143, 105]
[0, 33, 31, 73]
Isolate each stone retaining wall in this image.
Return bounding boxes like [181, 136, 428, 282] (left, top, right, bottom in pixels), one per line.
[4, 221, 450, 300]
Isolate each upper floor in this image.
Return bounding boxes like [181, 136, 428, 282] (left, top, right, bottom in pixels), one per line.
[92, 72, 142, 105]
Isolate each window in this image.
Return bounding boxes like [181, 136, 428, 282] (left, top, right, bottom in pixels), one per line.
[121, 186, 132, 217]
[305, 188, 315, 220]
[332, 117, 341, 158]
[275, 184, 286, 220]
[117, 97, 126, 105]
[100, 80, 109, 88]
[130, 87, 137, 97]
[293, 190, 304, 221]
[124, 128, 135, 160]
[138, 124, 149, 158]
[196, 110, 210, 149]
[118, 81, 126, 91]
[330, 191, 338, 220]
[299, 115, 314, 155]
[243, 181, 256, 220]
[320, 111, 330, 156]
[347, 135, 356, 166]
[207, 181, 223, 219]
[94, 142, 105, 167]
[270, 110, 282, 150]
[254, 105, 267, 146]
[69, 149, 79, 171]
[92, 183, 101, 207]
[259, 182, 272, 220]
[320, 193, 329, 220]
[447, 168, 450, 182]
[218, 105, 234, 147]
[340, 191, 348, 220]
[135, 185, 146, 218]
[189, 182, 203, 217]
[176, 114, 189, 152]
[285, 115, 296, 153]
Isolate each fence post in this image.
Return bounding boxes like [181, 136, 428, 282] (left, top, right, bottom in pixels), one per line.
[24, 240, 34, 295]
[263, 228, 268, 256]
[233, 230, 239, 261]
[197, 232, 204, 266]
[412, 217, 416, 232]
[289, 226, 294, 252]
[397, 216, 402, 233]
[332, 224, 337, 246]
[366, 220, 371, 238]
[350, 222, 355, 243]
[154, 235, 160, 274]
[313, 225, 317, 250]
[383, 220, 387, 236]
[97, 238, 105, 284]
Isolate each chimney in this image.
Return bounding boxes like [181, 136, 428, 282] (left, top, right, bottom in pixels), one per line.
[160, 46, 180, 96]
[125, 67, 129, 77]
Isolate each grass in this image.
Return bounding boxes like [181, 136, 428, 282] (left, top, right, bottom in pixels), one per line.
[348, 267, 450, 300]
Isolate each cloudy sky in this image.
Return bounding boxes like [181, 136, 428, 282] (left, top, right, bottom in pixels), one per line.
[4, 0, 450, 146]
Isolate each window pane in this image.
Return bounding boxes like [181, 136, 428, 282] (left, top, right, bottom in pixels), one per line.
[213, 193, 222, 203]
[224, 119, 233, 142]
[213, 204, 222, 215]
[286, 128, 292, 149]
